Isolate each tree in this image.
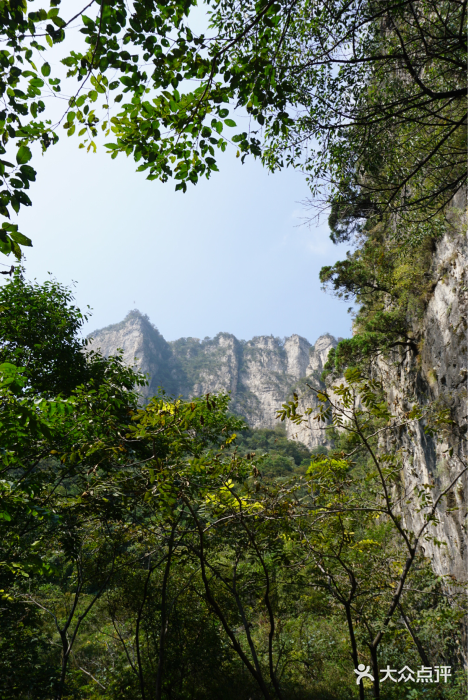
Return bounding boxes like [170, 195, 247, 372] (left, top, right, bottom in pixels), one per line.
[0, 0, 464, 259]
[318, 223, 436, 368]
[0, 269, 255, 698]
[0, 276, 144, 697]
[0, 267, 105, 395]
[277, 367, 468, 698]
[1, 272, 466, 699]
[0, 0, 252, 257]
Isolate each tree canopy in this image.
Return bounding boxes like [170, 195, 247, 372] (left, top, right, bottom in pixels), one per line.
[0, 0, 465, 257]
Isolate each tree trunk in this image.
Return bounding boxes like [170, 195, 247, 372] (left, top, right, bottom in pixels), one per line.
[155, 526, 176, 700]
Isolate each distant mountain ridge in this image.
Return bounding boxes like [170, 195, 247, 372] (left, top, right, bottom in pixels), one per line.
[88, 310, 340, 449]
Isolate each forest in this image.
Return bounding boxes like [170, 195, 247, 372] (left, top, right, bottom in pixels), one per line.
[0, 1, 466, 699]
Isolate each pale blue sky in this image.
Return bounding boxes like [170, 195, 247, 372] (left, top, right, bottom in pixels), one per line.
[16, 132, 353, 344]
[3, 2, 353, 344]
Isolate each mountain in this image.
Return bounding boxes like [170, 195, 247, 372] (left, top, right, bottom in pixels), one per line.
[381, 194, 467, 583]
[87, 311, 339, 450]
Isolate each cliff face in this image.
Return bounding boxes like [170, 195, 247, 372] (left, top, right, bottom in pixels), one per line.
[379, 202, 467, 582]
[87, 316, 338, 450]
[85, 311, 178, 397]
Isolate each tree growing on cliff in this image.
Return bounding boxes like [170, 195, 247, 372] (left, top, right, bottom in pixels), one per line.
[277, 367, 468, 699]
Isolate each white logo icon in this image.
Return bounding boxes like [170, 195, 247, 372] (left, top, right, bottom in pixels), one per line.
[355, 663, 452, 685]
[354, 664, 374, 685]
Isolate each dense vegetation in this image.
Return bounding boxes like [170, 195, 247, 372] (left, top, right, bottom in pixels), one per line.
[0, 272, 466, 700]
[232, 424, 321, 477]
[0, 1, 466, 698]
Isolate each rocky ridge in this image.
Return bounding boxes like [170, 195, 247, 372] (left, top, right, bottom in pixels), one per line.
[87, 315, 339, 450]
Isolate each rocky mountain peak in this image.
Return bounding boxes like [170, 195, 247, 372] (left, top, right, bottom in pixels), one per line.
[88, 313, 338, 449]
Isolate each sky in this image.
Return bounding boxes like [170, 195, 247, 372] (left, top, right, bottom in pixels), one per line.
[13, 133, 353, 345]
[4, 4, 354, 346]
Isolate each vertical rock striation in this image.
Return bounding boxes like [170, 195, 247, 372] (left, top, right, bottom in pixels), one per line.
[377, 200, 467, 581]
[88, 319, 338, 450]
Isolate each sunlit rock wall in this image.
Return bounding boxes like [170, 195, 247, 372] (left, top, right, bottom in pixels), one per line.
[88, 319, 338, 450]
[379, 196, 467, 582]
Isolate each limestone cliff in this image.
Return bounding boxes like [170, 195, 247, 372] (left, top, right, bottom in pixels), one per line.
[87, 317, 339, 450]
[385, 210, 467, 582]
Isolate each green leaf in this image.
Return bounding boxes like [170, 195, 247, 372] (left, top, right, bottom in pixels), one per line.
[41, 63, 51, 77]
[10, 230, 32, 247]
[19, 164, 36, 181]
[0, 234, 12, 255]
[52, 16, 66, 28]
[224, 119, 237, 127]
[16, 146, 32, 165]
[11, 239, 22, 260]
